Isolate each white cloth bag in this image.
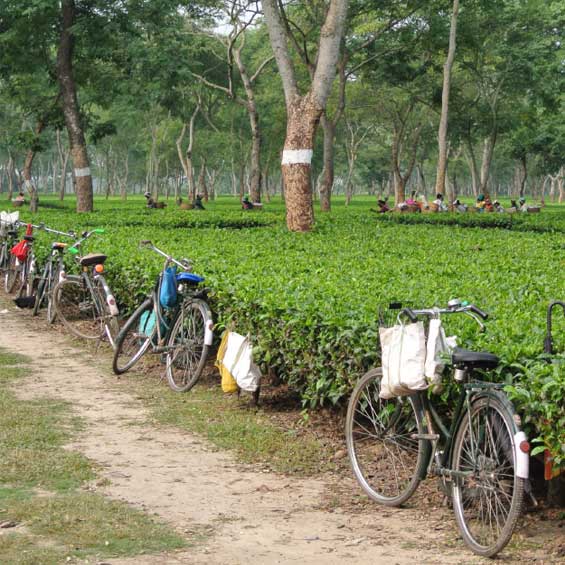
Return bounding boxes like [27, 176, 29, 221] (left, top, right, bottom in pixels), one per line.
[425, 319, 457, 390]
[379, 322, 427, 399]
[0, 211, 19, 236]
[221, 331, 261, 393]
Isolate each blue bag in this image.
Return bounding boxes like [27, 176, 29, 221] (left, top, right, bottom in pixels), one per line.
[160, 266, 178, 308]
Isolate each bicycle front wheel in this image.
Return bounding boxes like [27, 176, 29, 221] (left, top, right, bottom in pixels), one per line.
[112, 298, 155, 375]
[165, 298, 211, 392]
[33, 262, 52, 316]
[53, 275, 106, 340]
[345, 368, 427, 506]
[452, 394, 525, 557]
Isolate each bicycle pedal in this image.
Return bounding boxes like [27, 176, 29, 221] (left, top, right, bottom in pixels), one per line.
[411, 433, 440, 440]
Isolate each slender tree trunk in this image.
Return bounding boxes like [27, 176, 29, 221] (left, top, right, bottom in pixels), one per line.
[7, 155, 15, 201]
[479, 131, 496, 198]
[465, 142, 479, 197]
[23, 120, 46, 213]
[198, 159, 208, 201]
[435, 0, 459, 195]
[57, 0, 93, 212]
[518, 155, 527, 197]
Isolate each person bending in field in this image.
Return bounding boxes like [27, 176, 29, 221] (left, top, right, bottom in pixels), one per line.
[242, 195, 254, 210]
[193, 194, 205, 210]
[454, 199, 467, 213]
[433, 193, 448, 212]
[144, 192, 166, 209]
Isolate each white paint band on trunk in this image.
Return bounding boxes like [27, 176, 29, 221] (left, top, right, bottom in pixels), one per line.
[74, 167, 91, 177]
[24, 179, 32, 188]
[282, 149, 313, 165]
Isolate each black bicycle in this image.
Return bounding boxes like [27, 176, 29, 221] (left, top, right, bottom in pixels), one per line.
[112, 241, 213, 392]
[346, 300, 529, 557]
[32, 224, 77, 321]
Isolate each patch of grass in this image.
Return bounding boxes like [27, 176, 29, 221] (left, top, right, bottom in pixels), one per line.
[126, 372, 335, 475]
[8, 493, 188, 559]
[0, 347, 190, 563]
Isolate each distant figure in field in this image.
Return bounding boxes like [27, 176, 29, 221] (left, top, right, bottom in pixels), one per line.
[177, 197, 193, 210]
[476, 194, 486, 211]
[242, 195, 254, 210]
[144, 192, 166, 209]
[519, 197, 528, 212]
[13, 191, 26, 207]
[484, 195, 494, 212]
[454, 199, 467, 213]
[493, 200, 505, 213]
[193, 194, 205, 210]
[376, 199, 390, 213]
[432, 193, 448, 212]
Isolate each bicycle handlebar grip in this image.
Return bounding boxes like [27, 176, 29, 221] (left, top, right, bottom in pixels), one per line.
[139, 240, 152, 247]
[401, 307, 418, 323]
[93, 228, 105, 234]
[470, 305, 489, 320]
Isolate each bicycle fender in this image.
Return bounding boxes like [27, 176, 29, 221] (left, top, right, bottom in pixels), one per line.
[514, 430, 529, 479]
[205, 319, 214, 346]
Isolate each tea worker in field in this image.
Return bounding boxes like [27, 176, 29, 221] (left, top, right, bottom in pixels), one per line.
[493, 200, 505, 213]
[193, 194, 205, 210]
[144, 192, 166, 209]
[476, 194, 486, 211]
[13, 191, 26, 206]
[377, 198, 390, 213]
[484, 195, 494, 212]
[433, 193, 448, 212]
[242, 195, 254, 210]
[519, 197, 528, 212]
[454, 198, 467, 213]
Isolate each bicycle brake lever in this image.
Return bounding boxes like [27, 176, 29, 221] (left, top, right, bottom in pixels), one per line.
[466, 311, 486, 333]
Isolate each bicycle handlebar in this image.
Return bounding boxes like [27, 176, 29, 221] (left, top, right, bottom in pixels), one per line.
[139, 240, 191, 271]
[399, 301, 489, 331]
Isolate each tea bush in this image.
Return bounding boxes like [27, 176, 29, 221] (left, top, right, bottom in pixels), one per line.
[5, 196, 565, 461]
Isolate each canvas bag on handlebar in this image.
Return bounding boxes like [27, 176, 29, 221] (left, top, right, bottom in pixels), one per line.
[379, 321, 427, 399]
[159, 266, 178, 308]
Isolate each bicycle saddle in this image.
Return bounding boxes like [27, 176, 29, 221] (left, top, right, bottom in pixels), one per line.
[79, 253, 107, 267]
[452, 348, 499, 370]
[7, 230, 18, 237]
[177, 272, 204, 284]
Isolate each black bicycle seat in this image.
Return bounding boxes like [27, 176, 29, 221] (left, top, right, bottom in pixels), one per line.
[79, 253, 107, 267]
[452, 348, 499, 370]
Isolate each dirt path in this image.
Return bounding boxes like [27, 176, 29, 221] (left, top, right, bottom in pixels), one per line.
[0, 299, 552, 565]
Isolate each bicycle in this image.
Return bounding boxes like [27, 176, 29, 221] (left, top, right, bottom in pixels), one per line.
[345, 300, 529, 558]
[7, 222, 38, 300]
[0, 213, 20, 292]
[112, 240, 213, 393]
[52, 229, 120, 347]
[32, 224, 77, 321]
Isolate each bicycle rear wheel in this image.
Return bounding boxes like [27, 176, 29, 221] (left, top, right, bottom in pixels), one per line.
[345, 368, 428, 506]
[53, 275, 106, 340]
[451, 394, 525, 557]
[4, 254, 19, 294]
[165, 298, 211, 392]
[112, 298, 155, 375]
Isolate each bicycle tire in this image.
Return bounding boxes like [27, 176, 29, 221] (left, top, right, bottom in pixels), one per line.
[112, 298, 155, 375]
[47, 259, 64, 324]
[165, 298, 211, 392]
[451, 394, 525, 557]
[4, 254, 19, 294]
[33, 261, 51, 316]
[53, 275, 106, 340]
[345, 368, 428, 506]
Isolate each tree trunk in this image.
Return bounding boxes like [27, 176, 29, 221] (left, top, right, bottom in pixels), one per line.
[197, 159, 208, 201]
[479, 131, 496, 198]
[318, 115, 335, 212]
[57, 0, 93, 213]
[518, 155, 527, 197]
[7, 155, 15, 200]
[435, 0, 459, 195]
[23, 120, 46, 213]
[465, 142, 479, 197]
[281, 94, 320, 231]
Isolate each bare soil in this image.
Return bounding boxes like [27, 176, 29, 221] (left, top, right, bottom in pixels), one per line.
[0, 299, 562, 565]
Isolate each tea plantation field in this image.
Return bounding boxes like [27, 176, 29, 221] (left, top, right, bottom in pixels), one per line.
[4, 195, 565, 462]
